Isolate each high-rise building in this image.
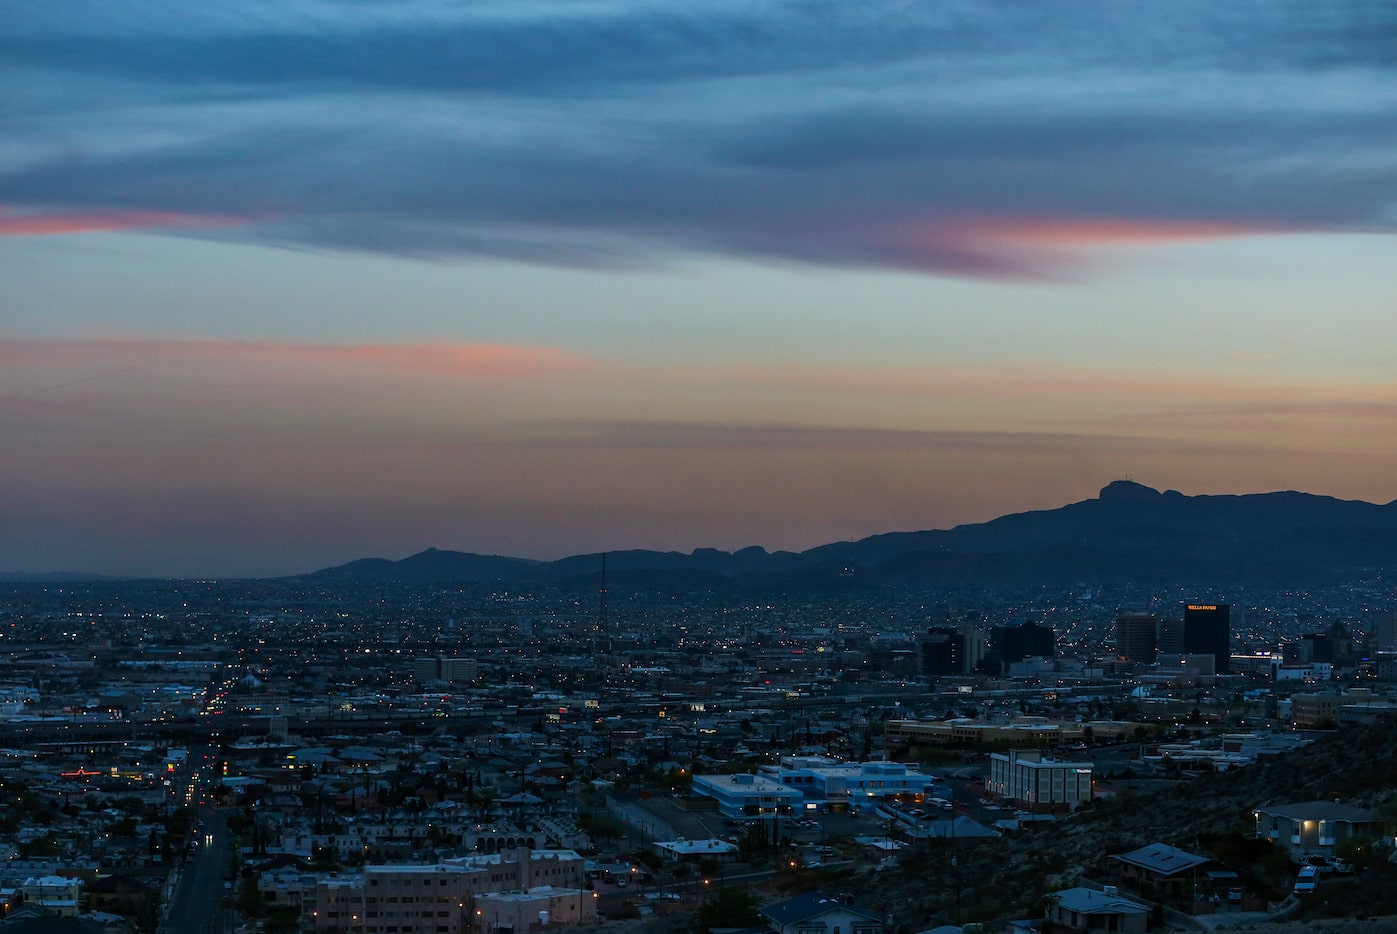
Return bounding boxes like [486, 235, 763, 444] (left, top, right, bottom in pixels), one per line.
[1157, 618, 1185, 655]
[989, 622, 1055, 671]
[961, 626, 987, 672]
[921, 623, 985, 676]
[1283, 633, 1333, 666]
[1115, 613, 1158, 664]
[1376, 610, 1397, 653]
[921, 626, 964, 676]
[1183, 603, 1230, 674]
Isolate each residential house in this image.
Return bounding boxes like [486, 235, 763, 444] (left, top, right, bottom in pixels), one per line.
[84, 873, 155, 919]
[1109, 843, 1210, 904]
[761, 893, 884, 934]
[1044, 887, 1148, 934]
[257, 867, 319, 913]
[19, 875, 83, 917]
[652, 838, 740, 863]
[1254, 801, 1383, 858]
[0, 905, 116, 933]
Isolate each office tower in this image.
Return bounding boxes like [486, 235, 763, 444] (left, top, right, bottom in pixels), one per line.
[1115, 612, 1158, 664]
[1157, 618, 1185, 655]
[921, 623, 985, 676]
[990, 622, 1056, 669]
[922, 626, 964, 676]
[1183, 603, 1230, 674]
[1377, 610, 1397, 653]
[1283, 633, 1333, 666]
[960, 625, 987, 672]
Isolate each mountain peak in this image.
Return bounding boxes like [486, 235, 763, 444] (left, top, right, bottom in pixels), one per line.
[305, 482, 1397, 587]
[1099, 479, 1163, 503]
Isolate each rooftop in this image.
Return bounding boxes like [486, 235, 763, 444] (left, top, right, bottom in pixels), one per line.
[1051, 887, 1149, 915]
[1111, 843, 1209, 877]
[1257, 800, 1379, 822]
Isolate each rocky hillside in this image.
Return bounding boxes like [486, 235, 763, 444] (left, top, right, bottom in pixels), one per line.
[846, 718, 1397, 928]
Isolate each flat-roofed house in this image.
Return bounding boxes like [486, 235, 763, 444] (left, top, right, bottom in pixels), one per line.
[1045, 887, 1148, 934]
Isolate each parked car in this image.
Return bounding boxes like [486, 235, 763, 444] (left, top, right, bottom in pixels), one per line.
[1304, 855, 1336, 875]
[1294, 866, 1320, 895]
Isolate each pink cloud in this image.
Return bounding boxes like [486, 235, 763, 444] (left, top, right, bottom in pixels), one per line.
[0, 205, 258, 237]
[158, 338, 586, 379]
[950, 216, 1275, 248]
[872, 214, 1286, 278]
[0, 338, 587, 382]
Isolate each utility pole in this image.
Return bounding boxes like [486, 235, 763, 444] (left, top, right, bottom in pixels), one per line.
[952, 814, 961, 920]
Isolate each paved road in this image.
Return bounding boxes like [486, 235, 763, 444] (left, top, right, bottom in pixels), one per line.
[162, 745, 232, 934]
[164, 810, 230, 933]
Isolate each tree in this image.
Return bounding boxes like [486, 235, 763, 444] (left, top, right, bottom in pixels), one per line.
[264, 907, 300, 933]
[578, 813, 627, 844]
[1334, 835, 1378, 871]
[661, 768, 692, 791]
[311, 846, 341, 872]
[693, 887, 762, 932]
[236, 879, 265, 918]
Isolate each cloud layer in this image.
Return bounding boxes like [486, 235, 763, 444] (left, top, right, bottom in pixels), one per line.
[4, 1, 1396, 276]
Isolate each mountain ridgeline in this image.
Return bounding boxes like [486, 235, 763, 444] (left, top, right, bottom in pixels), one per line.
[305, 481, 1397, 588]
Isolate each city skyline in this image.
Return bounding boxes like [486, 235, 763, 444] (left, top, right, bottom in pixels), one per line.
[4, 2, 1396, 577]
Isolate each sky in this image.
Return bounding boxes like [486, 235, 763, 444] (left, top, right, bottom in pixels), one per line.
[3, 1, 1396, 578]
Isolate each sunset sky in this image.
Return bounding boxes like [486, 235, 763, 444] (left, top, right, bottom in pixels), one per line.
[4, 1, 1396, 577]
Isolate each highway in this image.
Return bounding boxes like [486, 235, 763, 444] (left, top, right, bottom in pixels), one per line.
[0, 687, 941, 747]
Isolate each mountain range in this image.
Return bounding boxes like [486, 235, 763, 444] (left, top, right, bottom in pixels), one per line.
[305, 481, 1397, 588]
